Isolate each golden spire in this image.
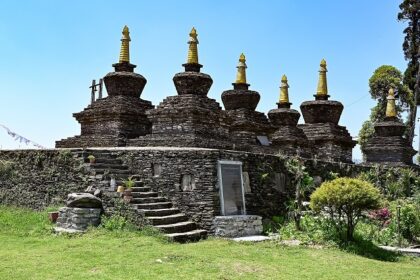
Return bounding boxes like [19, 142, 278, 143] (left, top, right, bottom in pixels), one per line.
[235, 53, 247, 84]
[316, 59, 328, 96]
[279, 74, 290, 104]
[386, 88, 397, 118]
[187, 27, 199, 64]
[119, 25, 131, 63]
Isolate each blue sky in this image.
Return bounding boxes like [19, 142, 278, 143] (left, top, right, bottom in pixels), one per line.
[0, 0, 413, 160]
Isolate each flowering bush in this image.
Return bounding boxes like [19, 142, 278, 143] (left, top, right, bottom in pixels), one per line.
[368, 208, 392, 227]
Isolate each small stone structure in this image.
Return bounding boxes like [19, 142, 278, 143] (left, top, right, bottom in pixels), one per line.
[56, 26, 153, 148]
[55, 207, 102, 232]
[55, 193, 102, 233]
[268, 75, 308, 156]
[221, 53, 272, 151]
[362, 88, 416, 165]
[212, 215, 263, 238]
[299, 59, 356, 163]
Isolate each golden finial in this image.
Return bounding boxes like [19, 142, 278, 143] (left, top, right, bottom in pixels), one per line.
[386, 88, 397, 118]
[119, 25, 131, 63]
[235, 53, 247, 84]
[279, 74, 290, 104]
[316, 59, 328, 96]
[187, 27, 199, 64]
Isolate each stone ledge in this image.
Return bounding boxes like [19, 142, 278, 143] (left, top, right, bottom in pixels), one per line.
[212, 215, 263, 238]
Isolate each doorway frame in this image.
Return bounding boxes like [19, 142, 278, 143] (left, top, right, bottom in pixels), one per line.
[217, 160, 246, 216]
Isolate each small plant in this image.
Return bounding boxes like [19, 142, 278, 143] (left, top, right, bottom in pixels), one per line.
[124, 177, 135, 189]
[87, 155, 96, 164]
[310, 177, 382, 241]
[123, 177, 135, 203]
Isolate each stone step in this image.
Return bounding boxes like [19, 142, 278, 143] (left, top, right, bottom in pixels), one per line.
[88, 163, 128, 170]
[94, 158, 123, 164]
[131, 191, 158, 198]
[92, 169, 131, 175]
[116, 181, 144, 188]
[147, 213, 189, 226]
[155, 221, 196, 234]
[130, 197, 167, 204]
[131, 186, 150, 192]
[142, 208, 180, 217]
[166, 229, 208, 243]
[134, 202, 173, 210]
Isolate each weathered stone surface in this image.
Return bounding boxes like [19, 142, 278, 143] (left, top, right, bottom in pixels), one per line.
[173, 71, 213, 96]
[1, 148, 414, 234]
[0, 149, 90, 209]
[299, 98, 356, 163]
[129, 70, 232, 149]
[300, 100, 343, 124]
[55, 207, 101, 232]
[56, 60, 153, 148]
[221, 89, 260, 111]
[212, 215, 263, 237]
[268, 107, 309, 156]
[66, 193, 102, 208]
[363, 118, 416, 165]
[104, 71, 147, 98]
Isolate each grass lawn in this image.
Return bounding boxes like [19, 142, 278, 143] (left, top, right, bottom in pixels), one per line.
[0, 207, 419, 280]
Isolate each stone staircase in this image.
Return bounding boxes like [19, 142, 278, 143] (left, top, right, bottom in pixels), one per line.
[81, 149, 207, 242]
[130, 182, 207, 243]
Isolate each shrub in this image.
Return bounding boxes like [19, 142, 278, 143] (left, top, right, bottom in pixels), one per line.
[310, 178, 382, 241]
[358, 166, 420, 199]
[397, 201, 420, 242]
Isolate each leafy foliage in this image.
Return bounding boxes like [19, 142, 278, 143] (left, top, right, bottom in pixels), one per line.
[310, 178, 382, 241]
[358, 166, 420, 199]
[359, 65, 413, 149]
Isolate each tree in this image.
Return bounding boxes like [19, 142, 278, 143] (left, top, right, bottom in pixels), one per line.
[358, 65, 412, 150]
[310, 178, 382, 241]
[398, 0, 420, 144]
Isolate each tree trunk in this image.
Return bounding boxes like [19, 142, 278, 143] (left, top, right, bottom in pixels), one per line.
[407, 61, 420, 146]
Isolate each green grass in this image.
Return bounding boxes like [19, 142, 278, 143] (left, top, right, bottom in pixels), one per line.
[0, 206, 419, 280]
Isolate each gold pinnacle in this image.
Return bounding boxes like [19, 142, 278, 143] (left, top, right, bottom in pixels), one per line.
[187, 27, 199, 64]
[316, 59, 328, 96]
[279, 74, 290, 103]
[119, 25, 131, 63]
[385, 88, 397, 118]
[235, 53, 247, 84]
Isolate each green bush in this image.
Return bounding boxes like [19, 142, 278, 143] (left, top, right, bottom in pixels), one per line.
[100, 214, 136, 231]
[310, 178, 382, 241]
[358, 166, 420, 199]
[397, 201, 420, 242]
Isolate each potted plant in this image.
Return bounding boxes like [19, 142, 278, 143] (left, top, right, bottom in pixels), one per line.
[123, 177, 135, 202]
[87, 155, 96, 164]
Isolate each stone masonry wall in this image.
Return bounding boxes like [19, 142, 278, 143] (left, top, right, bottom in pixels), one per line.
[0, 149, 91, 209]
[0, 148, 397, 232]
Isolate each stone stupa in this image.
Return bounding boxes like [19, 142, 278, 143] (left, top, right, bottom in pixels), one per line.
[299, 59, 356, 162]
[129, 28, 231, 149]
[221, 54, 272, 151]
[268, 75, 308, 156]
[56, 26, 153, 148]
[362, 88, 416, 165]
